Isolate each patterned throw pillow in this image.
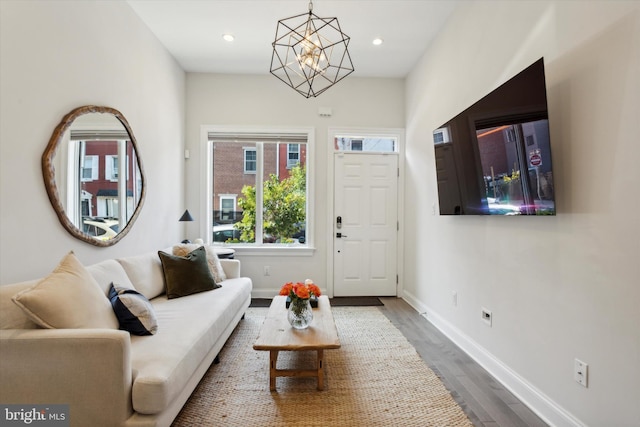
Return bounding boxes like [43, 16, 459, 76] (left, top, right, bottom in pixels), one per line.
[172, 244, 227, 283]
[159, 246, 221, 299]
[108, 283, 158, 335]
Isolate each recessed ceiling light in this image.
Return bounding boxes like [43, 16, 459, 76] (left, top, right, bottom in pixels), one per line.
[372, 38, 383, 46]
[223, 34, 235, 42]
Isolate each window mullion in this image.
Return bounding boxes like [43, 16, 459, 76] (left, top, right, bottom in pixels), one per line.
[117, 140, 127, 228]
[68, 141, 81, 227]
[255, 142, 264, 245]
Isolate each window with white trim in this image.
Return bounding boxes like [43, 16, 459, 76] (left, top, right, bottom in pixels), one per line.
[287, 144, 300, 168]
[244, 148, 256, 174]
[219, 195, 236, 221]
[106, 155, 130, 181]
[81, 155, 98, 181]
[208, 129, 312, 248]
[105, 155, 118, 181]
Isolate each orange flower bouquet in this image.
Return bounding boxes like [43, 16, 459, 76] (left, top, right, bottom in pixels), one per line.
[279, 279, 322, 301]
[279, 279, 321, 329]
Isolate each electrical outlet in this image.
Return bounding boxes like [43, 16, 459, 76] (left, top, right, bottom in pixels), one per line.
[452, 291, 458, 307]
[574, 358, 588, 387]
[481, 308, 492, 326]
[263, 266, 270, 276]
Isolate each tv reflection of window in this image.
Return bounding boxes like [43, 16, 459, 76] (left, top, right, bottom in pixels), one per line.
[433, 58, 556, 216]
[477, 119, 554, 215]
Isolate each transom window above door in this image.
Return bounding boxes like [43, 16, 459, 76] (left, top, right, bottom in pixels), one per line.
[334, 136, 397, 152]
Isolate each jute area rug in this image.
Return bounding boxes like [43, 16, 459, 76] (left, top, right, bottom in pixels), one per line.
[172, 307, 473, 426]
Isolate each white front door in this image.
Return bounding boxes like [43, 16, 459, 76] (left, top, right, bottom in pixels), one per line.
[333, 153, 398, 296]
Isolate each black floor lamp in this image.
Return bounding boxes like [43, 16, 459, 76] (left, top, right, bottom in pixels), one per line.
[179, 210, 193, 243]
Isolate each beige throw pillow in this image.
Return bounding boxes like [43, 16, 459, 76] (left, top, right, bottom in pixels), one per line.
[172, 244, 227, 283]
[12, 252, 118, 329]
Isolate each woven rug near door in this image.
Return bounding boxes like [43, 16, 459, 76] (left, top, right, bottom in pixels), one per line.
[172, 306, 473, 426]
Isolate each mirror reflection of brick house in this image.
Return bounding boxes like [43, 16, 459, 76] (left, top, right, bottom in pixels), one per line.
[212, 141, 307, 224]
[80, 140, 137, 219]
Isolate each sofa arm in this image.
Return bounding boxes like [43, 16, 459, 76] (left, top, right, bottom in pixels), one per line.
[0, 328, 133, 427]
[220, 259, 241, 279]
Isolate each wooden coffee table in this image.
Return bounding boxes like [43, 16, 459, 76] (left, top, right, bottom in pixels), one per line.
[253, 295, 340, 391]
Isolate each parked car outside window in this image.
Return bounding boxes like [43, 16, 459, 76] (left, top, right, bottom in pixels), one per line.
[213, 224, 241, 243]
[83, 218, 119, 241]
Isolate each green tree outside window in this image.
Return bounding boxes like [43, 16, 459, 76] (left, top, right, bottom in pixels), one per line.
[236, 164, 306, 243]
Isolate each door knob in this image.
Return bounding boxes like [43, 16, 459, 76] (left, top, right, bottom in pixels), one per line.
[336, 232, 347, 238]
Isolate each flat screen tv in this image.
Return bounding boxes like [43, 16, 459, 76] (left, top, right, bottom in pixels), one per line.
[433, 58, 555, 215]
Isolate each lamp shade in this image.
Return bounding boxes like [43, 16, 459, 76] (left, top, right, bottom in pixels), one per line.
[179, 210, 194, 222]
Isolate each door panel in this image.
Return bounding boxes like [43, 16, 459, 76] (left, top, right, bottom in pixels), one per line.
[334, 153, 398, 296]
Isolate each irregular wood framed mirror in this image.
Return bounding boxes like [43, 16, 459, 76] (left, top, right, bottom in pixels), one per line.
[42, 105, 145, 247]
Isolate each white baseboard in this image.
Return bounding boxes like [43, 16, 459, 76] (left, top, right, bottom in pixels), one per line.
[251, 289, 280, 299]
[401, 291, 585, 427]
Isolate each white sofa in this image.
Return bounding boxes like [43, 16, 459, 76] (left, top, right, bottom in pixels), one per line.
[0, 249, 252, 427]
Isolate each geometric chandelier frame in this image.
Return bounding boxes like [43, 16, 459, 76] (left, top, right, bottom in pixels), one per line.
[270, 1, 354, 98]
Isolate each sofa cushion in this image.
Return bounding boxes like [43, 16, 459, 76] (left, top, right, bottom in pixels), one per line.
[0, 281, 40, 329]
[129, 277, 252, 414]
[87, 259, 136, 296]
[173, 244, 227, 283]
[158, 247, 220, 299]
[117, 252, 166, 300]
[109, 283, 158, 335]
[11, 252, 118, 329]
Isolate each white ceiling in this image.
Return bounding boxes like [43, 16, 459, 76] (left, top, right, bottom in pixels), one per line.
[126, 0, 460, 78]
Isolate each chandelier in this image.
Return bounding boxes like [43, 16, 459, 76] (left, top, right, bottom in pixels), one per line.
[270, 0, 354, 98]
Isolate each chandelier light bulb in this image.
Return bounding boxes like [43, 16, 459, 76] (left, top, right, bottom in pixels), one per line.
[297, 29, 326, 72]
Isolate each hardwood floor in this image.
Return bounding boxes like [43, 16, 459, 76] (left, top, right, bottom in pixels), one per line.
[378, 297, 549, 427]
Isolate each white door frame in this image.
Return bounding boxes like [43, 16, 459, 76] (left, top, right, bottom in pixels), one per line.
[326, 127, 405, 298]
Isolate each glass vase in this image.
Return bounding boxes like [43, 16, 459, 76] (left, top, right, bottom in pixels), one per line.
[287, 298, 313, 329]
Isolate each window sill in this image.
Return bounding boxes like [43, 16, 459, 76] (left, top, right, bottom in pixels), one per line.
[213, 244, 315, 257]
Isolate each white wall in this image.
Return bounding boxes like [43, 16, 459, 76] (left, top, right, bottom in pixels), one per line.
[3, 0, 638, 424]
[404, 1, 640, 426]
[185, 74, 404, 295]
[0, 0, 185, 284]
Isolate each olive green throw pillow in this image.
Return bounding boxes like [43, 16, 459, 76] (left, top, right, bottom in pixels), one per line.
[158, 246, 221, 299]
